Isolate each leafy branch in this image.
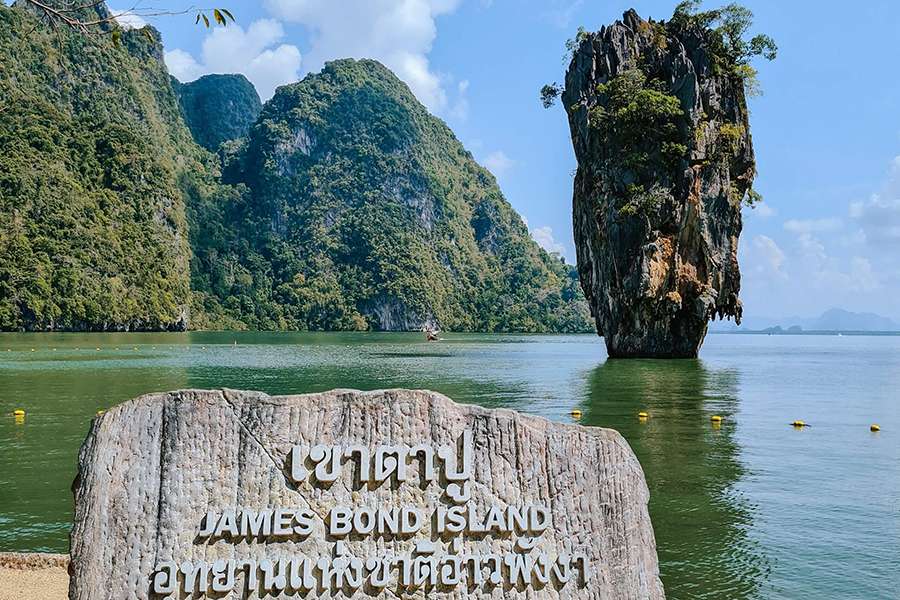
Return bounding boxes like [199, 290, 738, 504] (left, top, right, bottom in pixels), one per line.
[18, 1, 235, 41]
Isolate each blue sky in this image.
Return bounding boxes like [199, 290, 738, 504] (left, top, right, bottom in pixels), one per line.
[113, 0, 900, 320]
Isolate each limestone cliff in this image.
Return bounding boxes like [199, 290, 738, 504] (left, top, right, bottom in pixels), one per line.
[562, 9, 759, 357]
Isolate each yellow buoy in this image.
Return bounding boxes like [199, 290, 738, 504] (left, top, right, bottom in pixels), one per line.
[30, 348, 35, 352]
[638, 411, 649, 419]
[96, 347, 101, 351]
[13, 409, 25, 417]
[870, 424, 881, 432]
[791, 420, 808, 428]
[570, 409, 583, 419]
[711, 415, 724, 423]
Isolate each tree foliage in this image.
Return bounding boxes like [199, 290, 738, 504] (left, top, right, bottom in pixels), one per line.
[669, 0, 776, 92]
[0, 4, 198, 330]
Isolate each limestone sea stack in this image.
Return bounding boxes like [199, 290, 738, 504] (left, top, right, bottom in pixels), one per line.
[69, 389, 664, 599]
[562, 9, 757, 357]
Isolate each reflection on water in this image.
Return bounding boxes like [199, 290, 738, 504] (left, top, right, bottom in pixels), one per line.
[581, 360, 765, 599]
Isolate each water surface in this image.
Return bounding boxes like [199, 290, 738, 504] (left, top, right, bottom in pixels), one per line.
[0, 332, 897, 599]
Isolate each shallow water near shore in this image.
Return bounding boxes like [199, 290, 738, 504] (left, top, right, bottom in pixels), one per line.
[0, 332, 897, 599]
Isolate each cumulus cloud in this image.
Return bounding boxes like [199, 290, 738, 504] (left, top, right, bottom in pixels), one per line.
[741, 158, 900, 316]
[751, 202, 776, 218]
[783, 217, 842, 234]
[540, 0, 584, 28]
[849, 156, 900, 248]
[164, 19, 302, 101]
[482, 150, 514, 179]
[447, 79, 470, 121]
[264, 0, 462, 113]
[530, 226, 568, 258]
[109, 7, 147, 30]
[748, 235, 786, 277]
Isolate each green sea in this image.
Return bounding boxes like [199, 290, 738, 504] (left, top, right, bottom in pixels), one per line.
[0, 332, 897, 599]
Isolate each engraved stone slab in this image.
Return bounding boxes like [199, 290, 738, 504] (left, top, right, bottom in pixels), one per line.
[69, 389, 664, 599]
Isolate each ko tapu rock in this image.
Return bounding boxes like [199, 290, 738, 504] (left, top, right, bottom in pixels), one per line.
[562, 9, 758, 357]
[69, 389, 664, 599]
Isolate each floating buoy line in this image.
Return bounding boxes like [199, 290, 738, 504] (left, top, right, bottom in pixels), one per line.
[1, 348, 889, 434]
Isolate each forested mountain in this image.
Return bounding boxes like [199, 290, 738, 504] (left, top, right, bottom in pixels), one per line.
[0, 2, 590, 332]
[189, 59, 590, 332]
[173, 74, 262, 151]
[0, 3, 200, 331]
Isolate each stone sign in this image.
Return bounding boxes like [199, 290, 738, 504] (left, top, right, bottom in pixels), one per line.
[69, 389, 664, 599]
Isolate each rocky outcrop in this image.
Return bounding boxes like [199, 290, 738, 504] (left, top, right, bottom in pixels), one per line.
[70, 388, 664, 599]
[563, 10, 754, 357]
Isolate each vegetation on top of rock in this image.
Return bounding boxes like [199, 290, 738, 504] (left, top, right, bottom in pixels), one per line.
[541, 1, 776, 107]
[668, 1, 776, 97]
[173, 73, 262, 151]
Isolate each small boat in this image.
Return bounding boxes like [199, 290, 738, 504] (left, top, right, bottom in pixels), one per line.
[423, 325, 441, 341]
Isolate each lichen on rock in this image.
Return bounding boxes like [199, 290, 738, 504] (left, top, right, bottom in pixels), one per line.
[558, 6, 772, 357]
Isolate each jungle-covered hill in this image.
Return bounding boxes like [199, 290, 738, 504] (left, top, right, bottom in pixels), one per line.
[0, 2, 590, 332]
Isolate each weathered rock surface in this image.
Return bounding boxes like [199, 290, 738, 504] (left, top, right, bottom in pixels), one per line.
[70, 388, 663, 599]
[563, 10, 754, 357]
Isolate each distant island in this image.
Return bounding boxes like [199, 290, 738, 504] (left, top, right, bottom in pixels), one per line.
[710, 308, 900, 334]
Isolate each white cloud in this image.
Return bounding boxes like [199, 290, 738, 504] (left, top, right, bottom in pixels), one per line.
[749, 235, 786, 277]
[540, 0, 584, 28]
[109, 8, 147, 30]
[741, 158, 900, 317]
[164, 19, 302, 101]
[264, 0, 462, 113]
[752, 202, 776, 218]
[447, 79, 469, 121]
[849, 156, 900, 248]
[482, 150, 514, 179]
[783, 217, 842, 234]
[164, 49, 203, 82]
[531, 226, 567, 258]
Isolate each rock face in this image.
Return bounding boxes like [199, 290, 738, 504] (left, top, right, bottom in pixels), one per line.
[563, 10, 754, 357]
[70, 388, 664, 599]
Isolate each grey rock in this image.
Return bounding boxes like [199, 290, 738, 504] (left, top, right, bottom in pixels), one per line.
[70, 388, 664, 599]
[562, 10, 753, 357]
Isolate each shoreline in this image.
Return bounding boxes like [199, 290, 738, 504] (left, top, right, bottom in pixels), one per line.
[0, 553, 69, 600]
